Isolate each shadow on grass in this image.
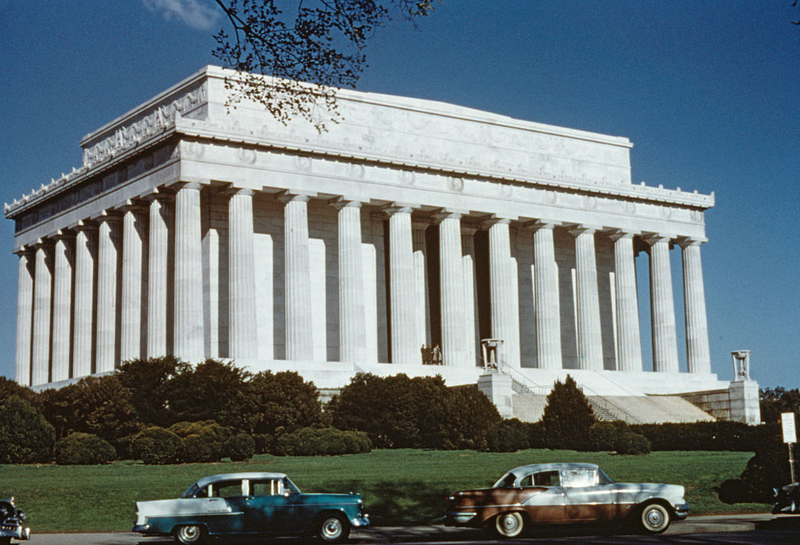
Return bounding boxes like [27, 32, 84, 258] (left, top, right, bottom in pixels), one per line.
[321, 479, 452, 526]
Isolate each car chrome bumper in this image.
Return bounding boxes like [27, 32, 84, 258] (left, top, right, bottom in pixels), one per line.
[444, 512, 477, 526]
[351, 515, 370, 528]
[673, 502, 690, 520]
[131, 524, 151, 533]
[0, 526, 31, 540]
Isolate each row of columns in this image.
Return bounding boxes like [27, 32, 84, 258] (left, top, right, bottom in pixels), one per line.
[14, 181, 711, 386]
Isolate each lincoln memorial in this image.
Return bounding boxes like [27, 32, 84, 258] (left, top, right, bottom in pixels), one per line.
[5, 66, 759, 424]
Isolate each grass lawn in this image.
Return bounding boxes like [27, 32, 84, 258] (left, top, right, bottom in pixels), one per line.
[0, 449, 768, 533]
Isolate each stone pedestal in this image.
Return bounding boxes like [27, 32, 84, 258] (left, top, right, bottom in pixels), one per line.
[478, 372, 515, 419]
[729, 379, 761, 425]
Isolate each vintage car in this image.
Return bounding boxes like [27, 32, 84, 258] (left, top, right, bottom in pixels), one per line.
[0, 497, 30, 545]
[444, 463, 688, 537]
[773, 482, 800, 514]
[132, 472, 368, 544]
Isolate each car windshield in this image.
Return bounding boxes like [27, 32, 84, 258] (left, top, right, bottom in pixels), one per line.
[493, 472, 518, 488]
[598, 468, 613, 484]
[181, 483, 200, 499]
[283, 477, 301, 494]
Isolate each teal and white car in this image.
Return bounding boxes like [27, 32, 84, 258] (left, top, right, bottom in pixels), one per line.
[132, 472, 369, 544]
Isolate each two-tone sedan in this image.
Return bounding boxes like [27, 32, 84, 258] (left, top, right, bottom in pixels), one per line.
[133, 472, 368, 544]
[444, 463, 688, 537]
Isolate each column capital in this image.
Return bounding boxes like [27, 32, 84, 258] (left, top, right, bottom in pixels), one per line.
[330, 197, 363, 211]
[383, 203, 415, 216]
[434, 208, 464, 223]
[171, 181, 205, 192]
[32, 237, 54, 250]
[482, 215, 512, 229]
[607, 229, 638, 242]
[676, 236, 707, 249]
[225, 187, 256, 198]
[527, 219, 560, 232]
[13, 245, 34, 257]
[144, 188, 175, 204]
[568, 224, 600, 237]
[96, 209, 123, 224]
[73, 219, 98, 233]
[642, 233, 672, 246]
[278, 190, 313, 204]
[120, 199, 149, 214]
[53, 229, 75, 242]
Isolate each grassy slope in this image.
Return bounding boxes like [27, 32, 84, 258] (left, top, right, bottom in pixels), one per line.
[0, 449, 766, 532]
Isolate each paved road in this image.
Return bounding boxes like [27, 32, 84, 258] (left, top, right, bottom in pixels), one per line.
[18, 515, 800, 545]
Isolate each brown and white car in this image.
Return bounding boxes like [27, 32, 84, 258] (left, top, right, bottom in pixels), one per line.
[444, 462, 688, 537]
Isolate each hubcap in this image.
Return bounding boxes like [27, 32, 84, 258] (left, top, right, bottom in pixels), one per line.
[322, 518, 343, 539]
[645, 508, 665, 528]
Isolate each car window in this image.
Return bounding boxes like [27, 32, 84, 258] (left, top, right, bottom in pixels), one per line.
[561, 469, 597, 488]
[210, 481, 244, 498]
[532, 471, 560, 487]
[252, 479, 285, 496]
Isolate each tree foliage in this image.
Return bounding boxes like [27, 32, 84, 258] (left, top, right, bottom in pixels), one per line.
[760, 387, 800, 424]
[212, 0, 437, 129]
[0, 395, 55, 464]
[55, 433, 116, 465]
[165, 359, 250, 422]
[540, 375, 596, 450]
[116, 356, 189, 426]
[219, 370, 323, 436]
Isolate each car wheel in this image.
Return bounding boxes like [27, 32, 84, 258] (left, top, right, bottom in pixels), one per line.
[317, 513, 350, 543]
[639, 503, 670, 534]
[174, 524, 206, 545]
[494, 512, 524, 538]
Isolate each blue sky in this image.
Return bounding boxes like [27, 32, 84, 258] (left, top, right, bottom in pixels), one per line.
[0, 1, 797, 389]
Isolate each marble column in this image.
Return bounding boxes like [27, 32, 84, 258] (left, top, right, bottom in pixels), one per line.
[532, 222, 562, 370]
[121, 204, 148, 362]
[487, 218, 518, 368]
[437, 211, 467, 367]
[72, 223, 96, 378]
[412, 222, 431, 350]
[96, 213, 122, 373]
[228, 188, 258, 359]
[281, 193, 313, 361]
[14, 249, 34, 386]
[386, 205, 418, 365]
[462, 226, 479, 367]
[610, 231, 643, 372]
[31, 241, 53, 385]
[334, 199, 367, 363]
[646, 235, 679, 373]
[51, 233, 74, 382]
[571, 226, 603, 371]
[174, 183, 205, 362]
[680, 238, 711, 374]
[147, 194, 171, 358]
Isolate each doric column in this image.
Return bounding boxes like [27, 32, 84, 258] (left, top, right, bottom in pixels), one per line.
[228, 188, 258, 359]
[31, 241, 53, 385]
[609, 231, 643, 372]
[645, 234, 679, 373]
[462, 226, 479, 367]
[14, 248, 34, 386]
[386, 205, 418, 364]
[174, 183, 205, 362]
[281, 192, 313, 361]
[334, 199, 367, 363]
[51, 233, 74, 382]
[147, 194, 171, 358]
[96, 213, 122, 373]
[680, 238, 711, 374]
[532, 221, 562, 370]
[571, 226, 603, 371]
[486, 217, 519, 367]
[72, 223, 96, 378]
[121, 204, 148, 362]
[412, 221, 431, 349]
[437, 211, 467, 367]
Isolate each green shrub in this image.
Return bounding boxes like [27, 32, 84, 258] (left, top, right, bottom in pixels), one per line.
[55, 433, 116, 465]
[630, 421, 758, 452]
[441, 386, 502, 450]
[614, 431, 651, 455]
[274, 427, 372, 456]
[541, 375, 596, 450]
[486, 419, 531, 452]
[225, 433, 256, 461]
[131, 426, 184, 465]
[252, 433, 274, 455]
[170, 421, 232, 463]
[716, 424, 788, 504]
[0, 395, 55, 464]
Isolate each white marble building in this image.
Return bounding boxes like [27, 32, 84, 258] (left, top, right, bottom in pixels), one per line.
[6, 66, 755, 420]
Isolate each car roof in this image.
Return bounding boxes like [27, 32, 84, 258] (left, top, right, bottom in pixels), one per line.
[194, 472, 288, 488]
[507, 463, 599, 475]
